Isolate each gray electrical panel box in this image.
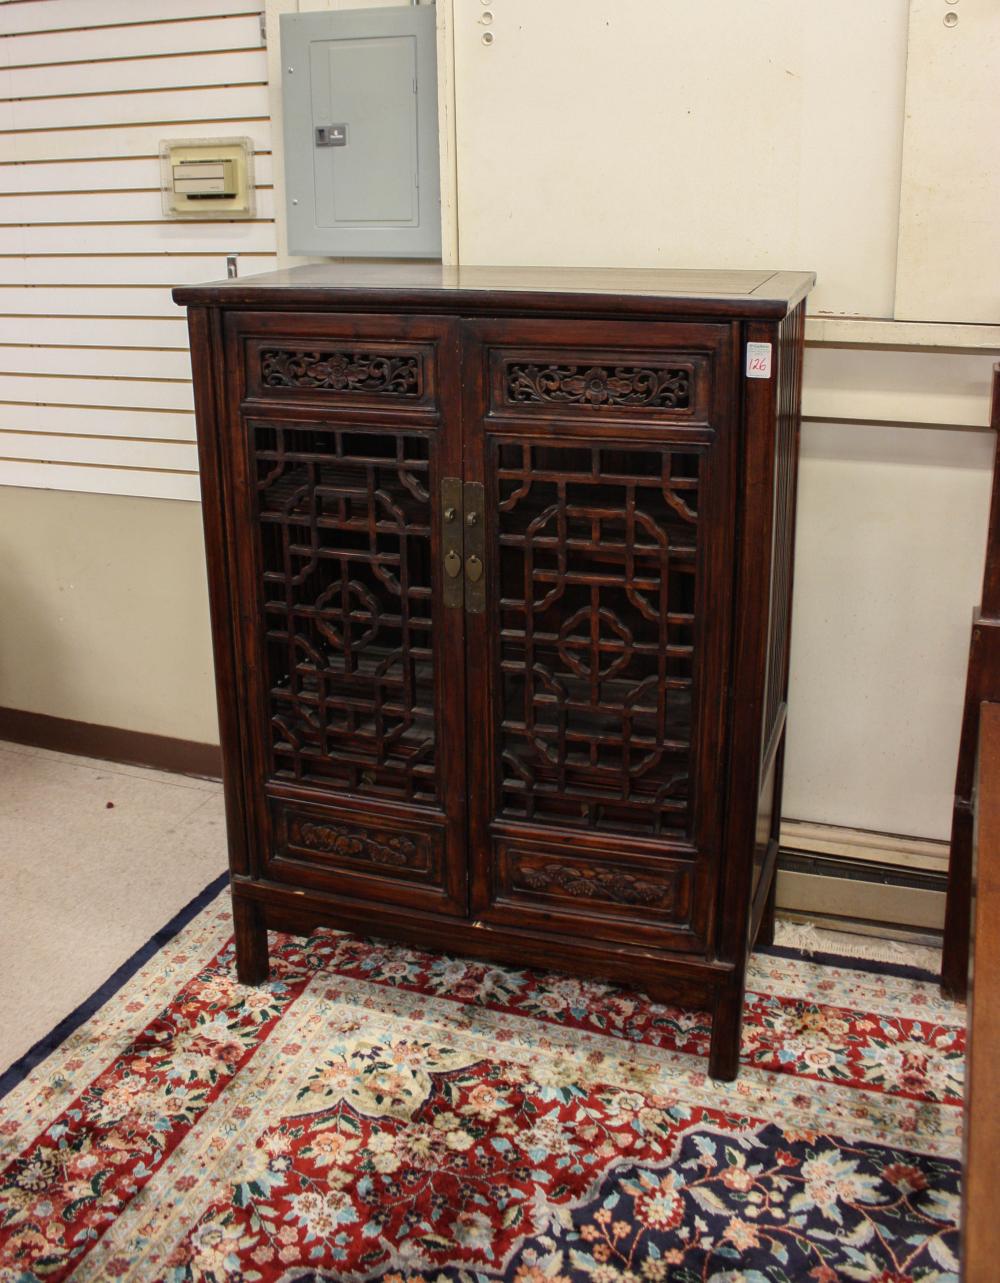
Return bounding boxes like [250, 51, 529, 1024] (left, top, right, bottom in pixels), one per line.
[280, 5, 441, 258]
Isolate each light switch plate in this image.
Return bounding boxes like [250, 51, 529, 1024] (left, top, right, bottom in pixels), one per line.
[160, 137, 256, 220]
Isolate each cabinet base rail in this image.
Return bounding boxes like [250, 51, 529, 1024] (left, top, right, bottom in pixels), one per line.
[229, 877, 756, 1082]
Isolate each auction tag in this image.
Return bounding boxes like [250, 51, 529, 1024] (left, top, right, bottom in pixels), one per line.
[745, 342, 772, 379]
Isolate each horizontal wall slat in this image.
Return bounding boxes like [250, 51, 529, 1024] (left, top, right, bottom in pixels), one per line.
[808, 316, 1000, 351]
[2, 49, 268, 99]
[0, 120, 271, 163]
[0, 460, 200, 501]
[0, 288, 187, 316]
[802, 393, 993, 429]
[1, 1, 261, 37]
[5, 14, 264, 67]
[3, 255, 277, 286]
[0, 373, 194, 411]
[0, 188, 276, 224]
[0, 84, 269, 134]
[1, 1, 276, 502]
[0, 220, 276, 254]
[0, 402, 195, 440]
[0, 432, 197, 470]
[0, 345, 192, 380]
[802, 347, 998, 428]
[0, 154, 274, 193]
[0, 315, 188, 347]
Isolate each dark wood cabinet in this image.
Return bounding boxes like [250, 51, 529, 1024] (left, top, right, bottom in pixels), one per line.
[176, 264, 814, 1080]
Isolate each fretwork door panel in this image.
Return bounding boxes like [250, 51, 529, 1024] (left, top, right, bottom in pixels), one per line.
[223, 312, 468, 916]
[254, 424, 439, 800]
[463, 319, 737, 951]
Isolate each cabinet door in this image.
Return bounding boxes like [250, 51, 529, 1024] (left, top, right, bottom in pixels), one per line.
[223, 312, 468, 915]
[462, 318, 737, 952]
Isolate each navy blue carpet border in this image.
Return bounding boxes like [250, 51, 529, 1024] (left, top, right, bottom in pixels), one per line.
[0, 871, 230, 1101]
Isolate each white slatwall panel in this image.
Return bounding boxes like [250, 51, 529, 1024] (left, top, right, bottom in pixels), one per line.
[5, 256, 278, 285]
[0, 1, 277, 500]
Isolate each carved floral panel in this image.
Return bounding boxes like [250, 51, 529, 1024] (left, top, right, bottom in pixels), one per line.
[510, 853, 681, 913]
[260, 348, 423, 398]
[286, 815, 431, 873]
[505, 361, 692, 409]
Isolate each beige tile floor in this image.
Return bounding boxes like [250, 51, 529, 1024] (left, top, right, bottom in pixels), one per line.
[0, 739, 227, 1074]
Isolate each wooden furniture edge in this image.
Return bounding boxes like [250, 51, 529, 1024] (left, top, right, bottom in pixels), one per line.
[942, 363, 1000, 998]
[961, 699, 1000, 1281]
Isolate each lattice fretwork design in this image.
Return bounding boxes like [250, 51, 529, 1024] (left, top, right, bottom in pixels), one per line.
[252, 422, 437, 801]
[495, 440, 701, 837]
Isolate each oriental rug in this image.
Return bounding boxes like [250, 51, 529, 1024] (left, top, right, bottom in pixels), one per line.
[0, 887, 964, 1283]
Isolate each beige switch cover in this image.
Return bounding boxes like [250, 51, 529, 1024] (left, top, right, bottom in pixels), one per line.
[160, 138, 255, 219]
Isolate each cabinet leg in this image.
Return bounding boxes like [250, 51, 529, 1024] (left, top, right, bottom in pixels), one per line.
[232, 896, 270, 985]
[708, 979, 745, 1082]
[941, 802, 973, 1001]
[756, 873, 777, 950]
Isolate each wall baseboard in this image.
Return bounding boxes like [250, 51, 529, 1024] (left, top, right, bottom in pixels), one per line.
[0, 707, 222, 781]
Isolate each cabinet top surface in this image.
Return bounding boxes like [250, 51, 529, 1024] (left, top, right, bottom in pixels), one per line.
[173, 262, 815, 319]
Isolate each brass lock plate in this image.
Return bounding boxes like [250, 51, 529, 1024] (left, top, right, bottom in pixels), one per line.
[464, 481, 486, 614]
[441, 477, 464, 609]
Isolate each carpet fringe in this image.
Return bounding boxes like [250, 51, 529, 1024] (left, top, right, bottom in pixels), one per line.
[774, 919, 941, 970]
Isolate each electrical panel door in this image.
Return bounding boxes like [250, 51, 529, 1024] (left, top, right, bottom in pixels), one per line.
[281, 6, 441, 258]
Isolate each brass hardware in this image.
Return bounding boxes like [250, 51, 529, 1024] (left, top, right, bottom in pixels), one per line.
[441, 477, 464, 609]
[464, 481, 486, 613]
[442, 478, 486, 611]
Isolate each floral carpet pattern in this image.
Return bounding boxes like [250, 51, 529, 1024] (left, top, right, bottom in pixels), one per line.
[0, 893, 964, 1282]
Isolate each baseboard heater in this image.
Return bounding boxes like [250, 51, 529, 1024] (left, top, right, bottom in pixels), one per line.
[777, 819, 947, 939]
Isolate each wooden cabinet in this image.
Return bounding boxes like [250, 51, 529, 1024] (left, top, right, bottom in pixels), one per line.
[176, 264, 814, 1080]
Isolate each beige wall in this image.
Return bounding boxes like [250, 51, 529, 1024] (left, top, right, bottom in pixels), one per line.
[0, 488, 218, 745]
[784, 422, 994, 841]
[451, 0, 910, 318]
